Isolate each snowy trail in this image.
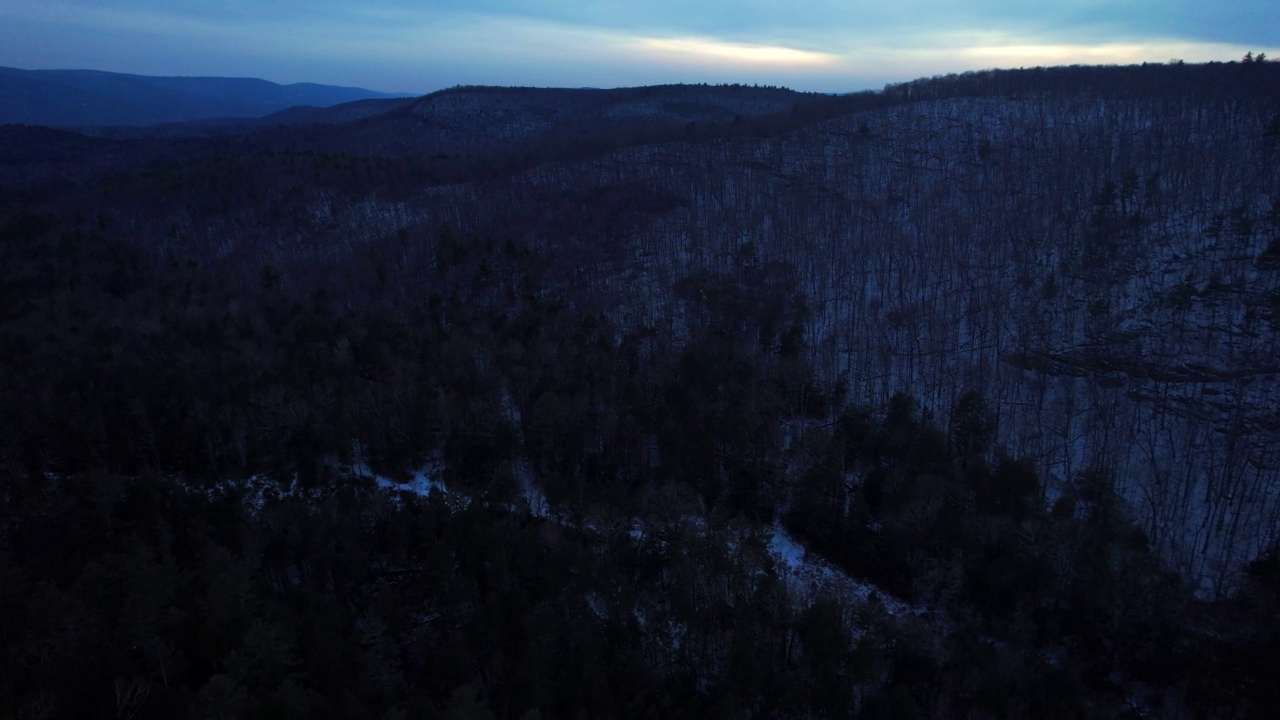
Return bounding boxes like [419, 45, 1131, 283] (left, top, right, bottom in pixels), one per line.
[342, 462, 922, 618]
[767, 523, 922, 617]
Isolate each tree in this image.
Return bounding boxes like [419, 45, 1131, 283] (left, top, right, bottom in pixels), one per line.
[949, 390, 994, 466]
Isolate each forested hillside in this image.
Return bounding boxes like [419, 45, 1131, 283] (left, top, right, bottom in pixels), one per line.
[2, 61, 1279, 718]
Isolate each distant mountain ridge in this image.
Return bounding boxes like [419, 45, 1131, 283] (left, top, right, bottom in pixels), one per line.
[72, 83, 827, 147]
[262, 83, 824, 156]
[0, 66, 412, 127]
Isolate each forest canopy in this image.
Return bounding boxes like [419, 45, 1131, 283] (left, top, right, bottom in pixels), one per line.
[2, 62, 1279, 718]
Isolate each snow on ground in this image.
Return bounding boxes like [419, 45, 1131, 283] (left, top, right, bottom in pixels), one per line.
[202, 473, 303, 510]
[767, 523, 921, 618]
[585, 592, 609, 621]
[192, 456, 923, 621]
[340, 459, 473, 512]
[354, 459, 552, 519]
[513, 462, 550, 518]
[367, 465, 448, 498]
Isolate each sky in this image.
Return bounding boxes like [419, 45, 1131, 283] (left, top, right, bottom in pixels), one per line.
[1, 1, 1276, 93]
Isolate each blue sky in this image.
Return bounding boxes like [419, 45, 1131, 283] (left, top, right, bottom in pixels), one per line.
[1, 1, 1275, 93]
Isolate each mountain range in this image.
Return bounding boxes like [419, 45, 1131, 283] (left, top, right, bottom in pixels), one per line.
[0, 65, 411, 127]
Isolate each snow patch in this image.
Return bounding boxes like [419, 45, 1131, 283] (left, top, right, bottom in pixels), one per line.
[514, 463, 550, 518]
[767, 523, 921, 617]
[348, 460, 471, 512]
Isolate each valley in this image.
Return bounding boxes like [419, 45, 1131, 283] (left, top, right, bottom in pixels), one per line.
[2, 60, 1278, 718]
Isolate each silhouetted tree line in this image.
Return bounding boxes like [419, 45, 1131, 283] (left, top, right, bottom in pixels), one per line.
[882, 60, 1280, 104]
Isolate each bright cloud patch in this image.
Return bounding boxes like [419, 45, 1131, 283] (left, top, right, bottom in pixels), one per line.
[636, 36, 838, 67]
[954, 39, 1252, 66]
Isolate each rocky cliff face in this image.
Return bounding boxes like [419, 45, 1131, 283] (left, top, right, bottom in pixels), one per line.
[402, 88, 1280, 591]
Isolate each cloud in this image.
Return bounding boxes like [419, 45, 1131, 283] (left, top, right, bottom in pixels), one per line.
[0, 0, 1275, 92]
[632, 37, 839, 68]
